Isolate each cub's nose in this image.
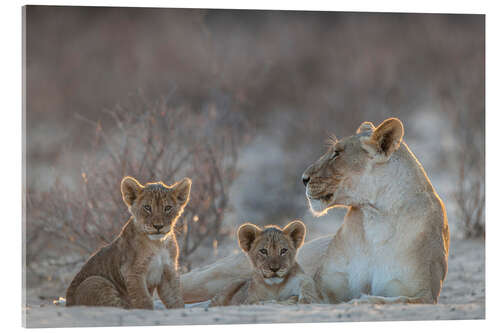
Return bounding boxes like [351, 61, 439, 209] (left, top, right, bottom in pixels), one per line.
[153, 224, 163, 232]
[302, 175, 310, 186]
[270, 266, 280, 273]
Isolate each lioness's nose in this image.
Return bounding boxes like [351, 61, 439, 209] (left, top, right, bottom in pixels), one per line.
[153, 224, 163, 231]
[302, 174, 310, 186]
[302, 164, 315, 186]
[270, 266, 280, 273]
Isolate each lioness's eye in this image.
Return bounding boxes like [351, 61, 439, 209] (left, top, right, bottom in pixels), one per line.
[164, 205, 173, 213]
[143, 205, 151, 212]
[259, 249, 268, 256]
[280, 248, 288, 256]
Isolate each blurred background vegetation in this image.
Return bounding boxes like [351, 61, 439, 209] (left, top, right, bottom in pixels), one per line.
[25, 7, 484, 294]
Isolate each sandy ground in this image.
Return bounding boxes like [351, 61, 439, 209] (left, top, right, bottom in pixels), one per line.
[23, 238, 484, 328]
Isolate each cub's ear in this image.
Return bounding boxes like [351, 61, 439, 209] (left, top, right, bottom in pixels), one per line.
[283, 220, 306, 249]
[121, 176, 143, 207]
[361, 117, 404, 162]
[356, 121, 375, 135]
[173, 177, 192, 204]
[238, 223, 261, 253]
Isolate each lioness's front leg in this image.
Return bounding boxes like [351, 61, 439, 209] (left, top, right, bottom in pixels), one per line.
[348, 278, 431, 304]
[158, 268, 184, 309]
[348, 294, 426, 304]
[314, 266, 351, 304]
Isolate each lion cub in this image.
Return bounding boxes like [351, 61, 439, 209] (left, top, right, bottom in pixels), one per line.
[65, 176, 191, 309]
[212, 221, 320, 306]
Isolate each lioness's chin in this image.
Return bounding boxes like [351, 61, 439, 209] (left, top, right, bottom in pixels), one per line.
[307, 196, 333, 217]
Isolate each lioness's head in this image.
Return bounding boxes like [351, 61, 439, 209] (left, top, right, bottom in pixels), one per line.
[121, 176, 191, 238]
[237, 221, 306, 285]
[302, 117, 404, 216]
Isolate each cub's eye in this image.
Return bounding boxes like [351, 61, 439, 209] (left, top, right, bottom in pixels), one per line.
[259, 249, 268, 256]
[280, 248, 288, 256]
[143, 205, 152, 212]
[164, 205, 173, 213]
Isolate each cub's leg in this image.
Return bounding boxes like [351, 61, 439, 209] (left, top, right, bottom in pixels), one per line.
[298, 277, 321, 304]
[276, 296, 299, 305]
[126, 273, 154, 309]
[125, 254, 156, 309]
[210, 280, 249, 307]
[158, 268, 184, 309]
[72, 276, 128, 308]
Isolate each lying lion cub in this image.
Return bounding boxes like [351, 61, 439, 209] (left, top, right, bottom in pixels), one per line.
[65, 176, 191, 309]
[212, 221, 320, 306]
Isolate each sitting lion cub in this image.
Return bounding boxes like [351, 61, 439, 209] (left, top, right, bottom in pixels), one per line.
[212, 221, 320, 306]
[65, 176, 191, 309]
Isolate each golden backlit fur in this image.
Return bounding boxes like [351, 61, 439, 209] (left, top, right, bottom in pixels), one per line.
[66, 176, 191, 309]
[212, 221, 319, 306]
[180, 118, 449, 305]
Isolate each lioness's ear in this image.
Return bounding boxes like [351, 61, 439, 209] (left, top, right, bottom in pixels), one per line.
[361, 118, 404, 162]
[356, 121, 375, 134]
[121, 176, 143, 207]
[283, 220, 306, 249]
[172, 177, 192, 204]
[238, 223, 261, 252]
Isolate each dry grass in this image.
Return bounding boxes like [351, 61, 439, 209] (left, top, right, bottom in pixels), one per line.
[453, 120, 485, 239]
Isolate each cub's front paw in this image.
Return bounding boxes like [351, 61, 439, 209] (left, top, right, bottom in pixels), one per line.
[278, 295, 299, 305]
[298, 295, 314, 304]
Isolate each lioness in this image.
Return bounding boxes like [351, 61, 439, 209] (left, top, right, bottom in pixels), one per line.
[181, 117, 449, 305]
[212, 221, 320, 306]
[66, 176, 191, 309]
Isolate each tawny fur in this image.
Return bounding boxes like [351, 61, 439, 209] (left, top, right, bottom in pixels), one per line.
[181, 118, 449, 305]
[66, 176, 191, 309]
[211, 221, 320, 306]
